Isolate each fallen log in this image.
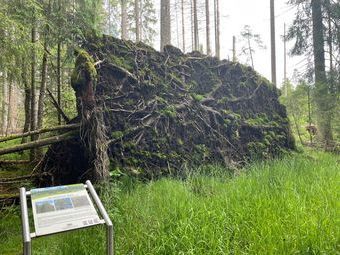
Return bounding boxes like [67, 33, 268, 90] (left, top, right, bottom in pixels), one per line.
[0, 131, 78, 156]
[0, 123, 79, 143]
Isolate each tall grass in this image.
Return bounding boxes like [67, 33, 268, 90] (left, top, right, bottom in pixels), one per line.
[0, 150, 339, 254]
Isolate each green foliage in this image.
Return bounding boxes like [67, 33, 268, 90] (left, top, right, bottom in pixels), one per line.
[159, 105, 177, 118]
[191, 93, 205, 102]
[280, 80, 315, 143]
[0, 151, 339, 254]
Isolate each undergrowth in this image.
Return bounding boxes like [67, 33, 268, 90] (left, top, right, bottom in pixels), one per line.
[0, 150, 339, 254]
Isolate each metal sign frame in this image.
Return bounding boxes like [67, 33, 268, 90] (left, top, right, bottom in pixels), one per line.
[20, 180, 114, 255]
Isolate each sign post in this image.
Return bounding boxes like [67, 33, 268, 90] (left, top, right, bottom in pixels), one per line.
[19, 180, 113, 255]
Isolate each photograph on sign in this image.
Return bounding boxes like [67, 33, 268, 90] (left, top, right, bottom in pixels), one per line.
[31, 184, 101, 236]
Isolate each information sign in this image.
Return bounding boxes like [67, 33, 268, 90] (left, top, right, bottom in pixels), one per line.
[31, 184, 101, 236]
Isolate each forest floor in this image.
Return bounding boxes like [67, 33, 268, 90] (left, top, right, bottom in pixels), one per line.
[0, 149, 339, 254]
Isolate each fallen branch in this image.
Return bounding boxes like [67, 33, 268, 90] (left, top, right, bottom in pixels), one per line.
[47, 88, 71, 122]
[0, 124, 79, 143]
[0, 131, 78, 156]
[104, 62, 138, 82]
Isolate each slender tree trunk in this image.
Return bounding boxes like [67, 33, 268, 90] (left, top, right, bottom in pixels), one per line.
[284, 23, 287, 96]
[175, 0, 180, 47]
[37, 43, 48, 130]
[30, 16, 38, 160]
[206, 0, 211, 55]
[21, 61, 31, 144]
[135, 0, 141, 42]
[311, 0, 333, 142]
[248, 36, 254, 69]
[193, 0, 199, 51]
[307, 86, 313, 143]
[57, 42, 62, 125]
[191, 0, 194, 50]
[140, 0, 143, 41]
[160, 0, 171, 51]
[214, 0, 220, 58]
[5, 78, 12, 135]
[270, 0, 277, 86]
[181, 0, 185, 52]
[121, 0, 128, 39]
[232, 36, 236, 62]
[1, 72, 8, 136]
[292, 113, 303, 145]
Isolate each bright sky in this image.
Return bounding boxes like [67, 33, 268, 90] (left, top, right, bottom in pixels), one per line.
[218, 0, 304, 86]
[152, 0, 305, 88]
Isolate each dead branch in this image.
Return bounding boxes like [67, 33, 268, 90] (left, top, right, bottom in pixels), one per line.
[0, 131, 78, 156]
[0, 124, 79, 143]
[46, 88, 71, 122]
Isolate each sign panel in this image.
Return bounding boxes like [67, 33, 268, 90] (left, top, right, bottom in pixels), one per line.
[31, 184, 101, 236]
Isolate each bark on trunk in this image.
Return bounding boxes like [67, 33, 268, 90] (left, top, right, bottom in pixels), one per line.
[21, 61, 31, 144]
[57, 42, 62, 125]
[121, 0, 128, 39]
[311, 0, 333, 142]
[206, 0, 211, 55]
[193, 0, 199, 51]
[1, 72, 8, 135]
[135, 0, 141, 42]
[5, 78, 12, 135]
[37, 46, 48, 130]
[30, 17, 38, 160]
[214, 0, 220, 58]
[270, 0, 277, 86]
[181, 0, 185, 52]
[160, 0, 171, 51]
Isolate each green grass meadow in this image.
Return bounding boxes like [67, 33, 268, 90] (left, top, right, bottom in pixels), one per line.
[0, 150, 339, 254]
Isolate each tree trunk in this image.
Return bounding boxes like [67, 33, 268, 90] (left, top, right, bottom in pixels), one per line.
[135, 0, 141, 42]
[0, 131, 78, 156]
[5, 78, 12, 135]
[37, 43, 48, 130]
[206, 0, 211, 55]
[270, 0, 277, 86]
[292, 113, 303, 145]
[30, 15, 38, 160]
[121, 0, 128, 39]
[181, 0, 185, 52]
[248, 36, 254, 69]
[232, 35, 236, 62]
[193, 0, 199, 51]
[57, 42, 62, 125]
[191, 0, 194, 50]
[160, 0, 171, 51]
[214, 0, 220, 58]
[1, 71, 8, 135]
[0, 124, 80, 143]
[21, 61, 31, 144]
[307, 86, 313, 143]
[311, 0, 333, 142]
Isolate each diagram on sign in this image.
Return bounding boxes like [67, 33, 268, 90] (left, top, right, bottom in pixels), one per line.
[31, 184, 101, 236]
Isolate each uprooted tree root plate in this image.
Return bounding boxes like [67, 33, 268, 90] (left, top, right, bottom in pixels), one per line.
[39, 35, 295, 185]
